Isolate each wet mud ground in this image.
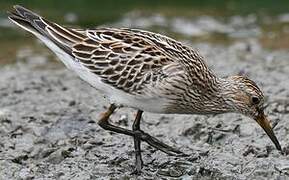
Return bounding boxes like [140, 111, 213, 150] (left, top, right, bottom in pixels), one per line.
[0, 40, 289, 179]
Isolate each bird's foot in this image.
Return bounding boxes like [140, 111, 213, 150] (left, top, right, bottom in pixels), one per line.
[134, 130, 187, 157]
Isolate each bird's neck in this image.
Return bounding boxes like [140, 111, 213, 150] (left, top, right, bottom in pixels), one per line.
[166, 77, 237, 115]
[210, 77, 239, 113]
[164, 73, 239, 115]
[188, 77, 238, 115]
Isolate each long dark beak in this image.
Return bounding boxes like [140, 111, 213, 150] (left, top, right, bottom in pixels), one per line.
[255, 111, 282, 151]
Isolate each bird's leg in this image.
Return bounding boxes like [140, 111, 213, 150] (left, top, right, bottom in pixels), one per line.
[97, 104, 134, 137]
[132, 110, 143, 173]
[138, 130, 185, 156]
[97, 105, 186, 163]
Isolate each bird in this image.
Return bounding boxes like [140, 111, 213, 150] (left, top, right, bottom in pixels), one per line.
[8, 5, 282, 173]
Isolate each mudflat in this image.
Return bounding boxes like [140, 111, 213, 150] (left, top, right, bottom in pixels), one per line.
[0, 40, 288, 179]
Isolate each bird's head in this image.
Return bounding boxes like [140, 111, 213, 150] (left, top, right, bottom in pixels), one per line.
[222, 75, 281, 151]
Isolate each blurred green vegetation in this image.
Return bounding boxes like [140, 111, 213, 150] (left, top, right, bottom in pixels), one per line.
[1, 0, 289, 26]
[0, 0, 289, 64]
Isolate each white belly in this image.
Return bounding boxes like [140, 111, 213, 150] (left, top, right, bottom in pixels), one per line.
[75, 68, 169, 113]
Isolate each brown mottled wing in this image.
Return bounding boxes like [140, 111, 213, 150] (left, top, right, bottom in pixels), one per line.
[126, 29, 209, 74]
[126, 29, 217, 90]
[72, 28, 177, 94]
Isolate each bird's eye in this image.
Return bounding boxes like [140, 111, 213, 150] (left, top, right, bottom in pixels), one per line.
[251, 96, 260, 104]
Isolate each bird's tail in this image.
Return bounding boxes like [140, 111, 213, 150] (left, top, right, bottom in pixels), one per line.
[8, 5, 86, 56]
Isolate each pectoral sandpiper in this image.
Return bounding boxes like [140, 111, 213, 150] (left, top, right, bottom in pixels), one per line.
[8, 5, 281, 173]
